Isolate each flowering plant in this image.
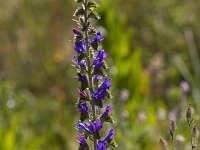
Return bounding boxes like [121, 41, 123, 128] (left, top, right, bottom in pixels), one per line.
[72, 0, 116, 150]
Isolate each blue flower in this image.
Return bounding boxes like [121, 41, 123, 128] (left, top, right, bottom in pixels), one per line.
[100, 78, 111, 90]
[91, 90, 104, 100]
[93, 50, 107, 71]
[84, 39, 92, 46]
[78, 102, 88, 114]
[96, 140, 108, 150]
[93, 75, 103, 83]
[92, 78, 111, 100]
[75, 41, 85, 53]
[94, 32, 102, 43]
[100, 105, 112, 119]
[77, 121, 91, 133]
[78, 134, 87, 146]
[89, 120, 102, 133]
[73, 28, 82, 36]
[73, 56, 86, 69]
[78, 73, 87, 83]
[105, 128, 115, 141]
[77, 120, 102, 134]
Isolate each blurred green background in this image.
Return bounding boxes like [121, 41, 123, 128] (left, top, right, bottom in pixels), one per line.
[0, 0, 200, 149]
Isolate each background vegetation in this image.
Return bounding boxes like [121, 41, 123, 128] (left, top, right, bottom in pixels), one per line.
[0, 0, 200, 149]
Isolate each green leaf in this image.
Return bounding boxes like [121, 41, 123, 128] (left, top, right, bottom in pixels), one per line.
[82, 22, 90, 31]
[88, 135, 94, 141]
[109, 140, 117, 147]
[81, 81, 88, 91]
[78, 53, 85, 62]
[89, 28, 96, 36]
[94, 99, 103, 108]
[106, 90, 112, 99]
[79, 17, 85, 26]
[104, 115, 114, 123]
[74, 0, 83, 3]
[102, 61, 109, 69]
[95, 68, 107, 77]
[94, 131, 100, 140]
[74, 35, 83, 41]
[78, 144, 89, 150]
[74, 7, 84, 16]
[88, 11, 101, 20]
[80, 113, 88, 122]
[91, 41, 98, 50]
[87, 1, 98, 8]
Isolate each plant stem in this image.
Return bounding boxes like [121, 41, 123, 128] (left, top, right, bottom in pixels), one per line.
[84, 0, 97, 149]
[188, 120, 194, 150]
[172, 139, 175, 150]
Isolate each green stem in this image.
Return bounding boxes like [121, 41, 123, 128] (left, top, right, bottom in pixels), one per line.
[188, 120, 194, 150]
[172, 139, 175, 150]
[84, 0, 97, 149]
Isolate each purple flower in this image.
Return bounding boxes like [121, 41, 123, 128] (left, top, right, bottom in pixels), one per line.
[89, 120, 102, 133]
[77, 120, 102, 134]
[96, 140, 108, 150]
[93, 75, 103, 83]
[78, 102, 88, 114]
[91, 90, 104, 100]
[100, 78, 111, 90]
[84, 39, 92, 46]
[73, 28, 82, 36]
[105, 128, 115, 141]
[77, 121, 91, 133]
[93, 50, 107, 70]
[92, 78, 111, 100]
[78, 73, 87, 83]
[78, 134, 87, 145]
[75, 41, 85, 53]
[100, 105, 112, 119]
[73, 56, 86, 69]
[94, 32, 102, 43]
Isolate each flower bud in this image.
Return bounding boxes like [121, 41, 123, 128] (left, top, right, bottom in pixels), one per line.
[100, 105, 112, 120]
[186, 104, 194, 119]
[105, 128, 115, 143]
[191, 125, 199, 139]
[79, 90, 88, 100]
[170, 120, 176, 133]
[159, 137, 169, 150]
[78, 102, 88, 114]
[96, 140, 108, 150]
[73, 28, 82, 36]
[169, 120, 176, 140]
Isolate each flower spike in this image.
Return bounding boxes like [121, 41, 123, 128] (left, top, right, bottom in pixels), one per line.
[72, 0, 116, 149]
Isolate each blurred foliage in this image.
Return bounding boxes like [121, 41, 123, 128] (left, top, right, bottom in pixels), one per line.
[0, 0, 200, 149]
[97, 1, 157, 149]
[97, 0, 200, 149]
[0, 0, 78, 149]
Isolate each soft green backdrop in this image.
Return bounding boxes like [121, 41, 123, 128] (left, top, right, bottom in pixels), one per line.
[0, 0, 200, 149]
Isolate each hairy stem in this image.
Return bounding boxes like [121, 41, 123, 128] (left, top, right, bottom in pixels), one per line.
[84, 0, 97, 149]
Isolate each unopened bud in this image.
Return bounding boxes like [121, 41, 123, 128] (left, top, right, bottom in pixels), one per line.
[72, 28, 82, 37]
[170, 120, 176, 133]
[191, 125, 199, 138]
[79, 90, 88, 100]
[170, 120, 176, 140]
[159, 137, 169, 150]
[186, 104, 194, 119]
